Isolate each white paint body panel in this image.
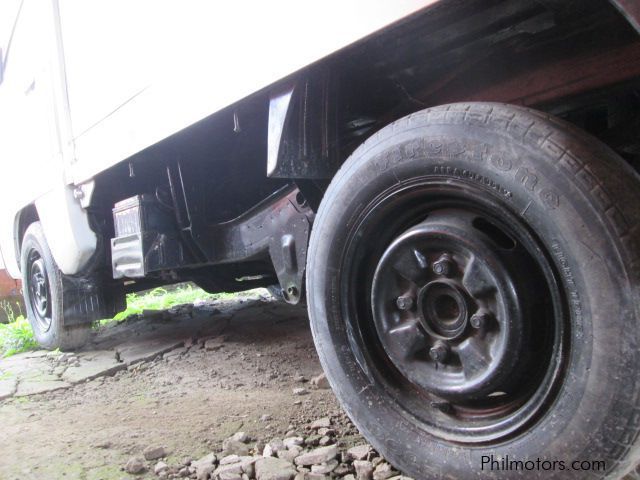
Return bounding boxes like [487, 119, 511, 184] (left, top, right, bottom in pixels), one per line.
[0, 0, 435, 279]
[34, 185, 97, 275]
[0, 0, 96, 278]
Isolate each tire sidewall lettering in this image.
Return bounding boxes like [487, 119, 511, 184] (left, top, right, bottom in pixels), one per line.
[371, 138, 561, 211]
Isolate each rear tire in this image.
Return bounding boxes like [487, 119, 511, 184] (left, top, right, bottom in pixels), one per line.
[307, 103, 640, 479]
[21, 222, 91, 350]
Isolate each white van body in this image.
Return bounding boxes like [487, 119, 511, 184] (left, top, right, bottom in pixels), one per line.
[0, 0, 433, 279]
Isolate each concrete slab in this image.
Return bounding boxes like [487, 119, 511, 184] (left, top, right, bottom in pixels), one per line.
[62, 351, 125, 384]
[117, 338, 185, 366]
[0, 378, 17, 400]
[15, 379, 71, 397]
[21, 350, 54, 359]
[0, 293, 270, 400]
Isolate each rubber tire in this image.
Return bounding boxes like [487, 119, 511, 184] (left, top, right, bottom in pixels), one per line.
[21, 222, 91, 350]
[307, 103, 640, 479]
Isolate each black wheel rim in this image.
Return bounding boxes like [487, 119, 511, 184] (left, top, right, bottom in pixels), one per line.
[340, 177, 568, 444]
[27, 250, 52, 332]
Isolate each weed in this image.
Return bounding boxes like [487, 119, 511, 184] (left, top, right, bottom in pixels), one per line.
[0, 299, 22, 323]
[0, 283, 245, 357]
[0, 315, 38, 357]
[101, 283, 218, 325]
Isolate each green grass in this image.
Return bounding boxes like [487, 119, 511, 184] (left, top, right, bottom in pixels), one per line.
[107, 283, 217, 323]
[0, 283, 231, 357]
[0, 315, 39, 357]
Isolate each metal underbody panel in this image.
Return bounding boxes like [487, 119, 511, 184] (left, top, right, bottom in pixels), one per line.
[110, 185, 313, 304]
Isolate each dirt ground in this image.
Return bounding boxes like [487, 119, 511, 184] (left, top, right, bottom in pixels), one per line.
[0, 291, 372, 480]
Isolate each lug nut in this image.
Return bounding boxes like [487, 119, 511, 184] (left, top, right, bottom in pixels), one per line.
[470, 310, 490, 329]
[432, 253, 454, 277]
[396, 295, 414, 311]
[429, 341, 450, 363]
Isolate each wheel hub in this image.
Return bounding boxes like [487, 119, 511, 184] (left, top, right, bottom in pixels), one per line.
[418, 280, 470, 340]
[371, 209, 531, 400]
[28, 255, 51, 330]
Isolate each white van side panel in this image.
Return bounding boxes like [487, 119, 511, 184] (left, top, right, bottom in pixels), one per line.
[59, 0, 436, 183]
[0, 0, 435, 279]
[0, 0, 62, 278]
[35, 185, 97, 275]
[0, 0, 94, 278]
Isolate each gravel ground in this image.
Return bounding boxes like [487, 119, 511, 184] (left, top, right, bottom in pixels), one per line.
[0, 291, 412, 480]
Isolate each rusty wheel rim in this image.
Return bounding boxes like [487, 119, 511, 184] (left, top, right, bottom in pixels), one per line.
[340, 178, 568, 443]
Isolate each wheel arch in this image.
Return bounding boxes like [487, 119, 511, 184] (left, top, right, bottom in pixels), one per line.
[266, 0, 640, 188]
[13, 203, 39, 271]
[12, 186, 98, 277]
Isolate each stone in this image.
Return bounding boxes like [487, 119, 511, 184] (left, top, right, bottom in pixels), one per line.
[283, 437, 304, 449]
[214, 456, 256, 478]
[373, 463, 395, 480]
[164, 347, 186, 360]
[306, 474, 328, 480]
[124, 456, 146, 474]
[154, 461, 169, 474]
[310, 417, 331, 430]
[143, 445, 166, 460]
[215, 462, 244, 477]
[311, 459, 338, 474]
[354, 460, 374, 480]
[223, 439, 250, 456]
[93, 440, 113, 449]
[305, 435, 322, 447]
[294, 445, 339, 466]
[310, 373, 330, 389]
[219, 472, 243, 480]
[142, 309, 167, 319]
[204, 336, 226, 351]
[334, 463, 352, 476]
[347, 445, 371, 461]
[221, 454, 241, 465]
[263, 444, 275, 457]
[277, 448, 299, 463]
[192, 452, 217, 479]
[231, 431, 249, 443]
[292, 387, 309, 396]
[117, 338, 185, 366]
[263, 438, 285, 457]
[255, 457, 297, 480]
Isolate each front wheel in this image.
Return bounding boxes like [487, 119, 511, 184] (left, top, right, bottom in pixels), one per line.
[21, 222, 91, 350]
[307, 103, 640, 479]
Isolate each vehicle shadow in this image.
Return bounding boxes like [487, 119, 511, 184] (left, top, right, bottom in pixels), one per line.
[86, 294, 310, 353]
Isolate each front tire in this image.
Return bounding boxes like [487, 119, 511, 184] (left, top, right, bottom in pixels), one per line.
[307, 103, 640, 479]
[21, 222, 91, 351]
